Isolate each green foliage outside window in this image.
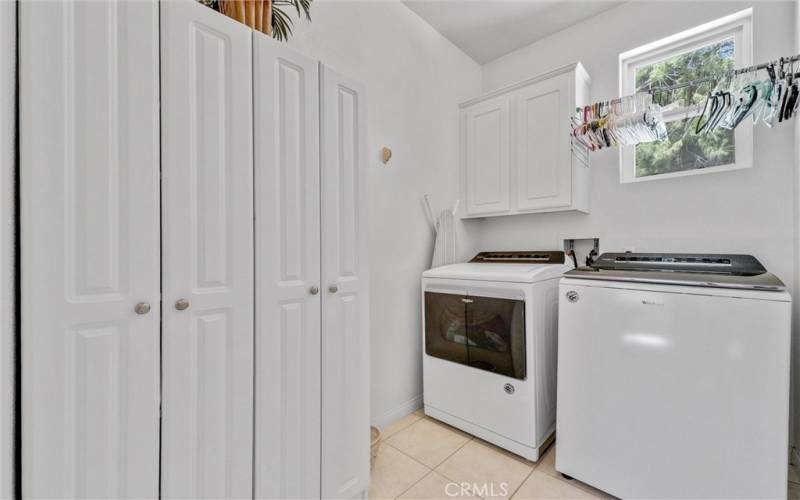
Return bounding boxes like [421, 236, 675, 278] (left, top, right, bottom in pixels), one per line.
[634, 39, 736, 178]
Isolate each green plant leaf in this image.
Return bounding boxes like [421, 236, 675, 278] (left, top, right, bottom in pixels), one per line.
[271, 5, 294, 41]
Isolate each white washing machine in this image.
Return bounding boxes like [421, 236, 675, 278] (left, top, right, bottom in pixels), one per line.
[422, 251, 570, 461]
[557, 253, 791, 499]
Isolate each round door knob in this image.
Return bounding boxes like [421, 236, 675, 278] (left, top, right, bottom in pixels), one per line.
[134, 302, 151, 315]
[328, 285, 339, 294]
[310, 286, 320, 295]
[175, 298, 190, 311]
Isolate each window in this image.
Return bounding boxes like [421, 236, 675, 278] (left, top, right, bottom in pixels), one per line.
[619, 9, 753, 183]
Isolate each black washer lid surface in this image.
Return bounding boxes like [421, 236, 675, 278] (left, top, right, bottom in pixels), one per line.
[591, 253, 767, 276]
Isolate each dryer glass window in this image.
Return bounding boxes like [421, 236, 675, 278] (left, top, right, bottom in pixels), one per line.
[424, 292, 468, 366]
[465, 296, 526, 379]
[424, 292, 526, 380]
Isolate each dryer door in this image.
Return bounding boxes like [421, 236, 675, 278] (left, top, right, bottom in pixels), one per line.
[424, 291, 525, 379]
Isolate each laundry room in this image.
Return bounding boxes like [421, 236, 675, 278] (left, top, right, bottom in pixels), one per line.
[1, 0, 800, 499]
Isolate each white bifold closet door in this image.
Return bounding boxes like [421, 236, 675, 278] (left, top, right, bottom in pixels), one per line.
[160, 1, 254, 498]
[253, 34, 322, 499]
[20, 1, 161, 498]
[253, 41, 370, 498]
[319, 66, 370, 499]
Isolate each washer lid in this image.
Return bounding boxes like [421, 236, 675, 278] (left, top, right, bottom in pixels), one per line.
[422, 262, 571, 283]
[564, 267, 786, 291]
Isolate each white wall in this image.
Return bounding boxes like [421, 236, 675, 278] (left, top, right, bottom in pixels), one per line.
[0, 1, 14, 497]
[285, 0, 483, 427]
[479, 0, 798, 451]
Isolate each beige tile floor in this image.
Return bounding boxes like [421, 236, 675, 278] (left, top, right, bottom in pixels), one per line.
[372, 410, 800, 499]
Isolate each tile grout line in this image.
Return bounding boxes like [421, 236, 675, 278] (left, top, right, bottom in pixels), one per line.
[385, 425, 474, 500]
[434, 439, 541, 500]
[385, 432, 475, 499]
[385, 433, 474, 473]
[380, 414, 424, 442]
[392, 469, 436, 499]
[431, 432, 474, 469]
[385, 416, 552, 500]
[383, 441, 435, 472]
[507, 454, 541, 500]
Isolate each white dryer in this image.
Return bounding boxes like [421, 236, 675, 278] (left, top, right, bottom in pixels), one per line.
[557, 253, 791, 499]
[422, 251, 570, 461]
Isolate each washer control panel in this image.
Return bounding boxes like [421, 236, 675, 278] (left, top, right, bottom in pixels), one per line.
[592, 253, 766, 276]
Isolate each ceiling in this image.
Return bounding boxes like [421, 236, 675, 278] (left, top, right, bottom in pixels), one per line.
[402, 0, 626, 64]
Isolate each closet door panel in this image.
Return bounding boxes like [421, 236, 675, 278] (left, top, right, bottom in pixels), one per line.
[462, 96, 511, 216]
[514, 74, 572, 211]
[320, 65, 370, 499]
[160, 1, 254, 498]
[253, 34, 321, 499]
[0, 2, 13, 497]
[20, 1, 161, 498]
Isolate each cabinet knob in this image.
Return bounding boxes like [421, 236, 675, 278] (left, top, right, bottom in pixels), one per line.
[310, 286, 320, 295]
[175, 298, 191, 311]
[134, 302, 151, 315]
[328, 285, 339, 294]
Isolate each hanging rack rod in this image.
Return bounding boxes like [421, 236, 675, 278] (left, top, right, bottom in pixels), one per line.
[643, 53, 800, 96]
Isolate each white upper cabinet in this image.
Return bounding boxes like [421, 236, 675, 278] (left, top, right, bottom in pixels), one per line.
[463, 95, 511, 216]
[460, 63, 591, 218]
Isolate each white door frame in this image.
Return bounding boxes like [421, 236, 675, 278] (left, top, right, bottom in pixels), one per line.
[0, 1, 15, 498]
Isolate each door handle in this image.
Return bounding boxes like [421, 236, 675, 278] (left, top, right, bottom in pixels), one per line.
[175, 298, 191, 311]
[134, 302, 151, 315]
[310, 286, 320, 295]
[328, 285, 338, 294]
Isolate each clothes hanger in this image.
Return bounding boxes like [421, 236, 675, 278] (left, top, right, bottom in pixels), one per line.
[782, 60, 797, 120]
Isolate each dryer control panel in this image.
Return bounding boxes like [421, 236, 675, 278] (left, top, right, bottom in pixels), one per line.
[470, 251, 565, 264]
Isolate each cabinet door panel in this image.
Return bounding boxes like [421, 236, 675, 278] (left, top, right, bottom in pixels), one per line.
[160, 1, 254, 497]
[321, 65, 370, 499]
[515, 75, 572, 211]
[253, 33, 322, 500]
[21, 1, 161, 497]
[463, 96, 510, 216]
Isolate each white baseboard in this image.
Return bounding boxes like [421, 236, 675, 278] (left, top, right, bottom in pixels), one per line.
[372, 394, 423, 430]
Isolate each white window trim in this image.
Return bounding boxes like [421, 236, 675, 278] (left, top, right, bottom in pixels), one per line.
[618, 8, 753, 184]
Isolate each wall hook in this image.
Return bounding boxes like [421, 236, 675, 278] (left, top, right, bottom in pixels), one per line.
[381, 147, 392, 165]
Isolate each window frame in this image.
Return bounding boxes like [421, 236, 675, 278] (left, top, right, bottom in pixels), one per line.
[618, 9, 753, 183]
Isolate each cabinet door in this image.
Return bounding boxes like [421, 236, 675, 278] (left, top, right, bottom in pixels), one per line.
[320, 65, 370, 499]
[514, 74, 572, 211]
[20, 1, 161, 497]
[160, 1, 254, 498]
[462, 96, 510, 216]
[253, 33, 322, 499]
